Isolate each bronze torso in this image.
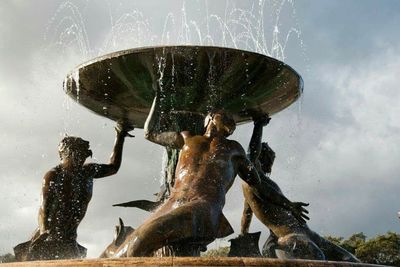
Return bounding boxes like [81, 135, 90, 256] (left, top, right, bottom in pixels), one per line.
[39, 165, 94, 240]
[172, 135, 238, 205]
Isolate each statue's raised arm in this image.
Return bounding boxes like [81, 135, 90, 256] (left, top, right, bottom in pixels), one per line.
[248, 113, 271, 163]
[144, 94, 184, 149]
[235, 149, 309, 224]
[85, 122, 133, 179]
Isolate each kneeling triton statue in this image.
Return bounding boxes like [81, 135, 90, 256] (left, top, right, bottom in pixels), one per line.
[238, 114, 359, 262]
[14, 123, 132, 261]
[111, 93, 309, 257]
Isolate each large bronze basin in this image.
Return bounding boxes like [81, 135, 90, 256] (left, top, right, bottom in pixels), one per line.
[64, 46, 303, 128]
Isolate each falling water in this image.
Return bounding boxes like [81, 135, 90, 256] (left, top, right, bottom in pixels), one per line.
[46, 0, 304, 61]
[38, 0, 308, 256]
[48, 0, 305, 188]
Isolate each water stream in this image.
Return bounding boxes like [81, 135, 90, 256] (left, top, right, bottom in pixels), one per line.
[48, 0, 306, 253]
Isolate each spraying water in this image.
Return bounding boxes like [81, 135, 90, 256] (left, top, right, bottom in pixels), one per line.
[51, 0, 306, 189]
[47, 0, 304, 61]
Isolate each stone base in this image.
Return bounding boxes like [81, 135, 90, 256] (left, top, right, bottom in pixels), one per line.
[0, 257, 385, 267]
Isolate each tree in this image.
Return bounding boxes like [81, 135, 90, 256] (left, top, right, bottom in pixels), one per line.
[341, 232, 366, 254]
[0, 253, 16, 263]
[325, 232, 400, 266]
[202, 246, 230, 257]
[355, 232, 400, 266]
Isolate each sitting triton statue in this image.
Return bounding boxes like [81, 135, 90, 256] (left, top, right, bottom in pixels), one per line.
[109, 93, 309, 257]
[14, 122, 133, 261]
[239, 114, 359, 262]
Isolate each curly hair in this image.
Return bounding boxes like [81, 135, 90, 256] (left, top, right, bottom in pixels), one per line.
[204, 110, 236, 136]
[58, 136, 92, 159]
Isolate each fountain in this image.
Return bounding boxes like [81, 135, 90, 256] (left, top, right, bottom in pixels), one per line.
[23, 45, 375, 266]
[63, 44, 303, 212]
[1, 1, 391, 265]
[7, 45, 383, 266]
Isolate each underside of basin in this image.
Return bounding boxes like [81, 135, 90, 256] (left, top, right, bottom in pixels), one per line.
[64, 46, 303, 128]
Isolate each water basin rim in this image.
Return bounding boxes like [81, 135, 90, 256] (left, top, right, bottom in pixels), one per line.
[67, 45, 303, 87]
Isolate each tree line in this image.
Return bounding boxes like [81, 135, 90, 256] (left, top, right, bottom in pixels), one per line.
[202, 232, 400, 266]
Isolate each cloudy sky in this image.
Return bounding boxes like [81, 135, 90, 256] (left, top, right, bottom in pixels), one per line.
[1, 0, 399, 257]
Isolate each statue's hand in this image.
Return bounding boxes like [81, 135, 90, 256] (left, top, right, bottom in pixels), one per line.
[253, 113, 271, 126]
[116, 121, 135, 137]
[289, 202, 310, 224]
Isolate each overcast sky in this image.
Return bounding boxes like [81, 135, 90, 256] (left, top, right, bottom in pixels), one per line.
[1, 0, 399, 258]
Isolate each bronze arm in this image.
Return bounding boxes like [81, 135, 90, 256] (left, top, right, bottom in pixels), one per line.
[248, 114, 270, 163]
[144, 94, 184, 149]
[87, 125, 131, 179]
[236, 152, 309, 224]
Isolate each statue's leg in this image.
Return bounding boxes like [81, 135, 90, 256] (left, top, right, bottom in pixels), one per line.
[127, 201, 217, 256]
[276, 233, 325, 260]
[240, 200, 253, 235]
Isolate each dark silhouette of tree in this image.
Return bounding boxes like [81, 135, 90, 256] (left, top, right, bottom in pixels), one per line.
[202, 246, 229, 257]
[325, 232, 400, 266]
[0, 253, 16, 263]
[356, 232, 400, 266]
[341, 232, 367, 254]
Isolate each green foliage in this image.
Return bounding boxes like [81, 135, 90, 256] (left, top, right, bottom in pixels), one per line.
[0, 253, 16, 263]
[355, 232, 400, 266]
[202, 246, 230, 257]
[325, 232, 400, 266]
[341, 232, 367, 254]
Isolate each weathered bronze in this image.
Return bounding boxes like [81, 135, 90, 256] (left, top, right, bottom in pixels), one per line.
[63, 47, 304, 255]
[63, 46, 303, 128]
[14, 123, 132, 261]
[228, 232, 262, 257]
[104, 93, 308, 257]
[100, 218, 135, 258]
[240, 115, 359, 262]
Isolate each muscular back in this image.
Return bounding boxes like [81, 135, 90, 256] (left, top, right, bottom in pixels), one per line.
[39, 166, 94, 239]
[172, 134, 241, 205]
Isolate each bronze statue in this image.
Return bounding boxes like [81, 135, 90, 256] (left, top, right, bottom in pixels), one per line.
[107, 94, 308, 257]
[240, 114, 359, 262]
[14, 123, 132, 261]
[100, 218, 135, 258]
[228, 231, 262, 257]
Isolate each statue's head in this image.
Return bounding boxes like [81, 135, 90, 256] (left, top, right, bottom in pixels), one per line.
[259, 142, 275, 174]
[58, 136, 92, 164]
[204, 110, 236, 136]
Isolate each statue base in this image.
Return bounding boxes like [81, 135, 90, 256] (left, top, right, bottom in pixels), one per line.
[0, 257, 385, 266]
